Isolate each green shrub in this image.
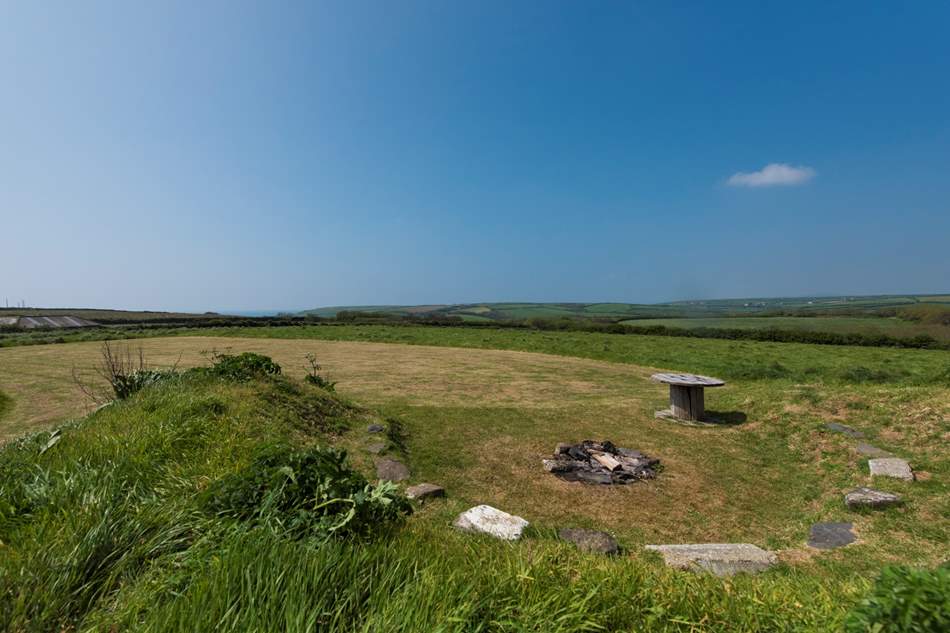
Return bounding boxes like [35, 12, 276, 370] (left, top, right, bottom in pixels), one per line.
[203, 445, 410, 542]
[845, 565, 950, 633]
[199, 351, 282, 382]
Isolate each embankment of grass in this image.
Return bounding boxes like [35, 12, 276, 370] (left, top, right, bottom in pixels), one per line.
[190, 324, 950, 386]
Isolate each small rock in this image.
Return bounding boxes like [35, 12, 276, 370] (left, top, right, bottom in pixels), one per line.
[856, 442, 891, 458]
[367, 424, 385, 433]
[376, 458, 410, 482]
[645, 543, 777, 576]
[405, 483, 445, 502]
[807, 522, 855, 549]
[366, 442, 387, 455]
[845, 487, 902, 510]
[558, 528, 619, 555]
[453, 505, 529, 541]
[869, 458, 914, 481]
[825, 422, 864, 438]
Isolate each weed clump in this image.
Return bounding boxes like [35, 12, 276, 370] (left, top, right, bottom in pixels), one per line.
[304, 352, 337, 391]
[203, 445, 410, 542]
[73, 342, 180, 402]
[197, 351, 282, 381]
[845, 565, 950, 633]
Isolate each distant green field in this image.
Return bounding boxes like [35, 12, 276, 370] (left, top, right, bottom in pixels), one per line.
[302, 294, 950, 322]
[622, 316, 950, 342]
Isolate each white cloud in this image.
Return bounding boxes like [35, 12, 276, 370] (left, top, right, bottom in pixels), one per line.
[726, 163, 816, 187]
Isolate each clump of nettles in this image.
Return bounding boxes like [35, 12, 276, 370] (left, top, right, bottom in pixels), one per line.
[203, 445, 411, 543]
[845, 564, 949, 633]
[195, 351, 283, 382]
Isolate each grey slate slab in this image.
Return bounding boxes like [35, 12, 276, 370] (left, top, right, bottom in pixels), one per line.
[645, 543, 777, 576]
[808, 522, 855, 549]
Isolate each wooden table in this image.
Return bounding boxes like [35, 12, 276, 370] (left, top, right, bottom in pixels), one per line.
[652, 373, 725, 422]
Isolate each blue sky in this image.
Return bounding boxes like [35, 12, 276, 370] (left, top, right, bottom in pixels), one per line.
[1, 1, 948, 312]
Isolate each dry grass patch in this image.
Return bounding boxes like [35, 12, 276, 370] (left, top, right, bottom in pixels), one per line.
[0, 336, 656, 441]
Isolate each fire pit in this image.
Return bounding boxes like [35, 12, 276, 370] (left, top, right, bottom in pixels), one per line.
[543, 440, 659, 485]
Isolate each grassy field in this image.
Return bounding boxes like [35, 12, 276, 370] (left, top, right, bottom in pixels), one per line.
[183, 324, 950, 385]
[621, 316, 950, 342]
[1, 330, 947, 630]
[0, 368, 883, 632]
[302, 294, 950, 321]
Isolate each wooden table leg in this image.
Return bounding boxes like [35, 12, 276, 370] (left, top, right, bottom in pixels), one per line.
[669, 385, 704, 421]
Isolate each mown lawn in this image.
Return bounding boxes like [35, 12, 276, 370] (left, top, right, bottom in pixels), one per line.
[186, 324, 950, 385]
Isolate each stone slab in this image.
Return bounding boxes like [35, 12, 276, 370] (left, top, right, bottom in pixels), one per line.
[825, 422, 865, 438]
[405, 483, 445, 502]
[807, 522, 855, 549]
[453, 505, 529, 541]
[856, 442, 892, 458]
[366, 442, 387, 455]
[845, 487, 902, 510]
[645, 543, 777, 576]
[869, 458, 914, 481]
[558, 528, 619, 555]
[366, 423, 385, 433]
[375, 458, 410, 482]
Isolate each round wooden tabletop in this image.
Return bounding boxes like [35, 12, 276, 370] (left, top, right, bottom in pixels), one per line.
[651, 373, 725, 387]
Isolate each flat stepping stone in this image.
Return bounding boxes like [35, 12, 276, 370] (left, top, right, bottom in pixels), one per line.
[645, 543, 777, 576]
[405, 483, 445, 502]
[453, 505, 529, 541]
[366, 423, 385, 433]
[825, 422, 864, 438]
[856, 442, 892, 458]
[375, 458, 410, 482]
[366, 442, 387, 455]
[845, 487, 902, 510]
[558, 528, 619, 555]
[869, 458, 914, 481]
[808, 522, 855, 549]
